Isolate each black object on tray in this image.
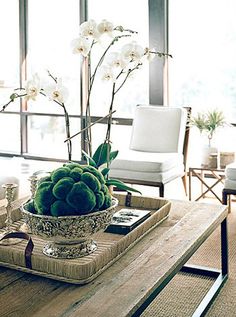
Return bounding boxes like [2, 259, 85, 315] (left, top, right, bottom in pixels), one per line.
[106, 208, 151, 235]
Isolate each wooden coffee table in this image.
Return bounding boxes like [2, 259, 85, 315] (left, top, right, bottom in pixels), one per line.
[0, 197, 228, 317]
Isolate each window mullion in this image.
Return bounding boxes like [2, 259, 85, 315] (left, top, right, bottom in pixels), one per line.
[19, 0, 28, 154]
[149, 0, 168, 105]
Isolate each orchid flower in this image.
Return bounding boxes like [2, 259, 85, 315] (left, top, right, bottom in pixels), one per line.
[79, 19, 100, 40]
[24, 74, 41, 101]
[121, 41, 144, 63]
[99, 66, 116, 82]
[44, 78, 68, 104]
[71, 37, 91, 57]
[97, 19, 114, 37]
[106, 52, 128, 69]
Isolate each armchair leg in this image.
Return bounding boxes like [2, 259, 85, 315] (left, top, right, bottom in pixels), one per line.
[159, 184, 164, 197]
[182, 174, 188, 196]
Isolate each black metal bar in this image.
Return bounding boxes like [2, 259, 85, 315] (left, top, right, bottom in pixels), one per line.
[132, 264, 185, 317]
[180, 264, 220, 278]
[222, 190, 228, 205]
[159, 184, 164, 197]
[221, 218, 228, 276]
[191, 273, 228, 317]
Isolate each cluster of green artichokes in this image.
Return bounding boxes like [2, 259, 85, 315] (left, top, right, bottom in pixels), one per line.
[28, 163, 113, 217]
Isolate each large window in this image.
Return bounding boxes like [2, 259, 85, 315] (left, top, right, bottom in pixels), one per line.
[0, 0, 81, 161]
[26, 0, 81, 160]
[0, 0, 164, 161]
[169, 0, 236, 118]
[168, 0, 236, 162]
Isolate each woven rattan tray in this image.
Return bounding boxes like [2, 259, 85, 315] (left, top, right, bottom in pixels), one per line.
[0, 193, 171, 284]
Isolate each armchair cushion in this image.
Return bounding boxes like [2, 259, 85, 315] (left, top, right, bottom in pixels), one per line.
[225, 163, 236, 180]
[110, 165, 184, 184]
[110, 150, 183, 173]
[130, 105, 187, 153]
[110, 150, 184, 184]
[224, 179, 236, 190]
[224, 163, 236, 190]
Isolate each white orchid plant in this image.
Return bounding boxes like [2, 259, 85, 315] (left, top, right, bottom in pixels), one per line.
[1, 19, 171, 193]
[69, 19, 171, 170]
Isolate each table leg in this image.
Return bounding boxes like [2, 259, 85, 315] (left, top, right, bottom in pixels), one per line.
[132, 217, 228, 317]
[189, 169, 192, 201]
[201, 170, 205, 198]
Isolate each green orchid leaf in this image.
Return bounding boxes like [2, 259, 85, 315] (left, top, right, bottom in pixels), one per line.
[106, 179, 141, 194]
[82, 150, 97, 167]
[101, 167, 110, 177]
[92, 143, 111, 167]
[109, 150, 119, 162]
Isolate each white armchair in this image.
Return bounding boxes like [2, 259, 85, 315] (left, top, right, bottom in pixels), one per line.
[110, 105, 190, 197]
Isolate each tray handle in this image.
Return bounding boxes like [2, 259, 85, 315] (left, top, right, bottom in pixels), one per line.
[0, 232, 34, 269]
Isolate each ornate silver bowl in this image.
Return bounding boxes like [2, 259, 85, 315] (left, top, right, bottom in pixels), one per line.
[20, 197, 118, 259]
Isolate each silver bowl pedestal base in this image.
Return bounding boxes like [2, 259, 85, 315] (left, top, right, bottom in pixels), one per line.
[43, 239, 98, 259]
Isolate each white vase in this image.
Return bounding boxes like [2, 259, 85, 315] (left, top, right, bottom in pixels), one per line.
[201, 145, 218, 168]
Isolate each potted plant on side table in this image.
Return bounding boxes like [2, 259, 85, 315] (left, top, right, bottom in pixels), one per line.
[189, 109, 227, 168]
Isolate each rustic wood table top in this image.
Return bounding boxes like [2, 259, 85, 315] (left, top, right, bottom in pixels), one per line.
[0, 198, 228, 317]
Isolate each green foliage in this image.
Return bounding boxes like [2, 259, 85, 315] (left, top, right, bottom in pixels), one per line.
[52, 177, 75, 199]
[190, 109, 226, 143]
[25, 200, 36, 214]
[95, 191, 105, 210]
[34, 181, 55, 215]
[69, 167, 83, 181]
[109, 150, 119, 162]
[32, 164, 113, 217]
[106, 179, 142, 194]
[81, 172, 101, 192]
[51, 200, 77, 217]
[102, 194, 112, 209]
[66, 182, 96, 214]
[83, 165, 105, 184]
[92, 143, 111, 167]
[51, 167, 70, 183]
[101, 167, 110, 177]
[83, 142, 142, 195]
[82, 150, 97, 167]
[63, 162, 84, 170]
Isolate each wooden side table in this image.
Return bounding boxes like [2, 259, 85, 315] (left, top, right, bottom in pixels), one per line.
[189, 167, 225, 203]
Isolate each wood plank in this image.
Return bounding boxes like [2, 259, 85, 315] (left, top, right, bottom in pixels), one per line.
[0, 272, 71, 317]
[0, 267, 26, 290]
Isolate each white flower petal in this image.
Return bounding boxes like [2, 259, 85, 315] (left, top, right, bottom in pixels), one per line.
[106, 52, 128, 69]
[24, 73, 41, 101]
[79, 19, 100, 39]
[97, 19, 114, 37]
[121, 41, 144, 62]
[99, 66, 116, 82]
[44, 79, 68, 103]
[71, 37, 91, 57]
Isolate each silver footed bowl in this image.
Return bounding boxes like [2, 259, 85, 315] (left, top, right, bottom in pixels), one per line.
[20, 197, 118, 259]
